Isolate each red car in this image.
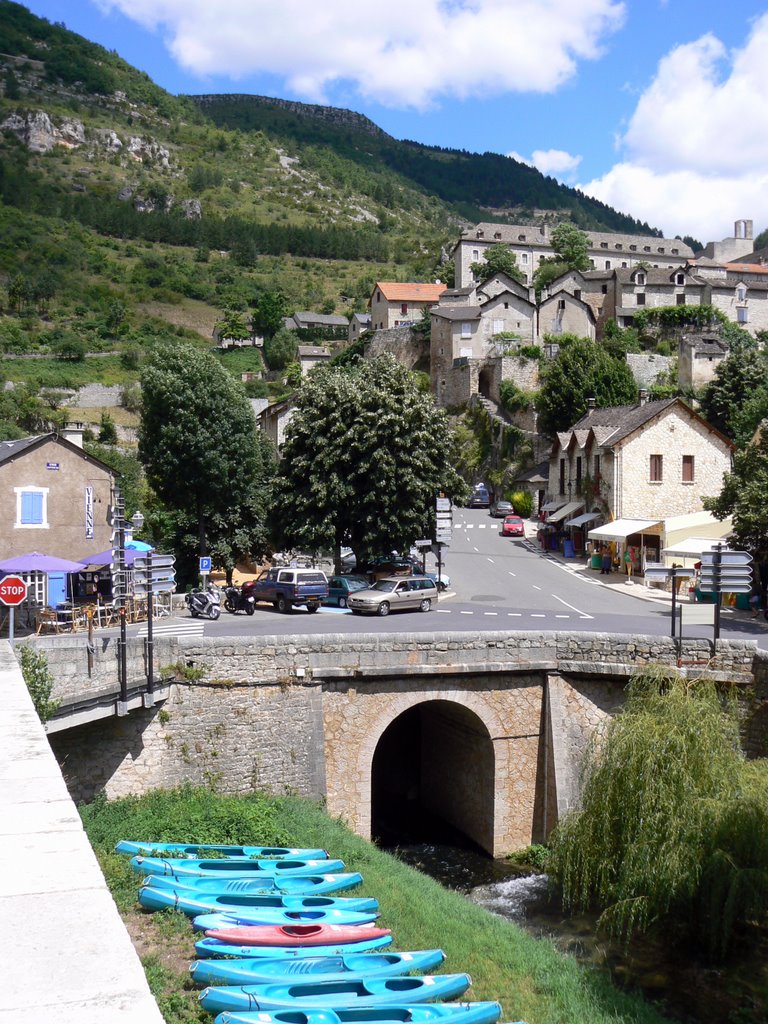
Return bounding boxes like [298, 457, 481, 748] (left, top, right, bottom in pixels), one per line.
[501, 515, 525, 537]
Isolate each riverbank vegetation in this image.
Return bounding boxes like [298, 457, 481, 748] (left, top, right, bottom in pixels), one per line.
[549, 666, 768, 961]
[81, 786, 672, 1024]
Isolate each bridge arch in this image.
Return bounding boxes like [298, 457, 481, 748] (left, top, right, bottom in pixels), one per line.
[324, 686, 514, 856]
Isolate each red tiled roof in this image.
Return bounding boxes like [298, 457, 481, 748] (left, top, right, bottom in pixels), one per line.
[374, 281, 447, 302]
[727, 263, 768, 275]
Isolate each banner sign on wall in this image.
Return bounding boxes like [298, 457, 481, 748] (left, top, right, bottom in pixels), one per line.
[85, 486, 94, 539]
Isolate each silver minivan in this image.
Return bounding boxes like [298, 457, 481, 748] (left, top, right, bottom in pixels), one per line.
[348, 575, 438, 616]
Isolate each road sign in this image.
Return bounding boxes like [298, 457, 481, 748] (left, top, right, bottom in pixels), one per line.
[699, 566, 752, 581]
[0, 575, 27, 606]
[699, 582, 752, 594]
[700, 550, 752, 566]
[199, 556, 212, 573]
[681, 604, 717, 625]
[436, 498, 451, 512]
[414, 539, 431, 548]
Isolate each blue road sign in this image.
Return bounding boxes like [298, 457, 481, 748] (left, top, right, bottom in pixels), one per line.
[199, 556, 212, 573]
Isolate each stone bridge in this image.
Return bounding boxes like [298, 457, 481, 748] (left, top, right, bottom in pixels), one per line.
[37, 631, 767, 857]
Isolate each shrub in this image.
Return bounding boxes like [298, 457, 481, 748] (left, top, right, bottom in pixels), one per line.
[19, 646, 59, 722]
[510, 490, 533, 517]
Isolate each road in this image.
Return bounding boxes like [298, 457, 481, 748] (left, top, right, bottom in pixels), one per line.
[123, 507, 768, 649]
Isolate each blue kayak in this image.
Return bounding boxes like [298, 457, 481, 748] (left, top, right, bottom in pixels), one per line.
[139, 888, 378, 926]
[199, 974, 472, 1014]
[130, 856, 345, 878]
[190, 950, 445, 987]
[195, 934, 394, 959]
[116, 841, 329, 859]
[210, 1005, 504, 1024]
[145, 872, 364, 897]
[140, 880, 377, 916]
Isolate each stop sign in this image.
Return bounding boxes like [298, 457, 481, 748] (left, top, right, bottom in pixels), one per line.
[0, 575, 28, 606]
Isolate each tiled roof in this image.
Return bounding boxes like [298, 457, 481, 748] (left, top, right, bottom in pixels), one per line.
[298, 346, 331, 357]
[429, 305, 482, 322]
[375, 282, 447, 302]
[514, 460, 549, 483]
[571, 398, 678, 447]
[293, 311, 349, 327]
[0, 434, 48, 465]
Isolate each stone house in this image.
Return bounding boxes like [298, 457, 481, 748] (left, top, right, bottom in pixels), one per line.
[454, 222, 695, 289]
[677, 334, 729, 390]
[601, 266, 707, 329]
[0, 432, 116, 605]
[546, 395, 733, 562]
[257, 396, 296, 454]
[370, 282, 447, 331]
[348, 312, 371, 343]
[283, 311, 349, 334]
[429, 273, 537, 408]
[693, 258, 768, 337]
[297, 345, 332, 376]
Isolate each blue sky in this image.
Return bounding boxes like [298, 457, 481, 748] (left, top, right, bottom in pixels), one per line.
[20, 1, 768, 244]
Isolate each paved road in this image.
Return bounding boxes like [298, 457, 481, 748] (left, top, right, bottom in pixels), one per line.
[123, 507, 768, 649]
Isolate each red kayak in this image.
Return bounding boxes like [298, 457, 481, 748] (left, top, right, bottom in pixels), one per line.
[204, 923, 392, 948]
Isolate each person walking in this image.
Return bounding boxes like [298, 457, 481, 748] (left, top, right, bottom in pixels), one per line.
[601, 548, 612, 575]
[624, 547, 633, 583]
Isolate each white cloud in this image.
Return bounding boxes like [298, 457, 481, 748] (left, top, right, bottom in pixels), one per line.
[95, 0, 625, 108]
[509, 148, 582, 177]
[581, 13, 768, 242]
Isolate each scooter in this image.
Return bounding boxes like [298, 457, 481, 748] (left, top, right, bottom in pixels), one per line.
[185, 583, 222, 620]
[224, 581, 256, 615]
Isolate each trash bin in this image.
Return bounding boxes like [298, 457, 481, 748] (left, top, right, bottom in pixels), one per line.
[590, 553, 602, 570]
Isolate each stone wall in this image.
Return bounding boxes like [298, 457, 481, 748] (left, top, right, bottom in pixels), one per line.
[365, 326, 427, 371]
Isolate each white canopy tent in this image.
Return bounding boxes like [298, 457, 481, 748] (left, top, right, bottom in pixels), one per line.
[587, 519, 662, 542]
[661, 536, 732, 558]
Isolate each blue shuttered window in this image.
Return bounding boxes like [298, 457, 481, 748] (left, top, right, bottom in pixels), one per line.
[20, 491, 44, 525]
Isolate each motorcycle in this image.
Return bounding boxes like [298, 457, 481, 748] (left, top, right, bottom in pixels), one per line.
[185, 583, 222, 620]
[224, 581, 256, 615]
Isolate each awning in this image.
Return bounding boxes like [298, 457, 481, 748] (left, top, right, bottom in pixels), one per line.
[565, 511, 602, 528]
[588, 519, 662, 541]
[541, 499, 566, 512]
[661, 536, 732, 557]
[547, 501, 584, 524]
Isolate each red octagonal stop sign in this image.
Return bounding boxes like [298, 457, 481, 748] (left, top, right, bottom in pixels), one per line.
[0, 575, 28, 606]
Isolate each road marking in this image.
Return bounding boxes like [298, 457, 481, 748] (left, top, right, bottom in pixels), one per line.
[479, 524, 487, 529]
[483, 611, 498, 616]
[136, 621, 205, 637]
[531, 613, 546, 617]
[553, 594, 593, 619]
[555, 614, 570, 618]
[473, 546, 479, 552]
[508, 571, 516, 577]
[466, 524, 474, 529]
[487, 557, 495, 563]
[460, 610, 474, 615]
[508, 612, 522, 617]
[436, 609, 452, 613]
[532, 585, 542, 591]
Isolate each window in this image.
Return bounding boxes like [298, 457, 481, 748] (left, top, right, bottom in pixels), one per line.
[605, 260, 611, 269]
[492, 319, 504, 334]
[518, 234, 526, 241]
[15, 487, 49, 528]
[676, 294, 686, 306]
[557, 299, 566, 310]
[636, 272, 646, 286]
[658, 247, 665, 254]
[494, 232, 501, 239]
[594, 454, 601, 478]
[472, 249, 479, 261]
[601, 284, 608, 294]
[737, 285, 747, 302]
[621, 261, 628, 268]
[504, 301, 509, 309]
[629, 244, 637, 251]
[643, 245, 651, 252]
[615, 243, 623, 250]
[672, 248, 679, 255]
[676, 274, 685, 285]
[649, 454, 663, 482]
[600, 242, 608, 249]
[636, 293, 646, 306]
[574, 289, 582, 301]
[682, 455, 694, 482]
[521, 253, 529, 264]
[401, 302, 408, 315]
[559, 458, 566, 495]
[738, 306, 749, 323]
[461, 322, 472, 338]
[575, 456, 583, 493]
[376, 291, 381, 302]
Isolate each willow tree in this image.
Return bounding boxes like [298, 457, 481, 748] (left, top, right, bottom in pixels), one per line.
[272, 355, 467, 570]
[549, 666, 768, 958]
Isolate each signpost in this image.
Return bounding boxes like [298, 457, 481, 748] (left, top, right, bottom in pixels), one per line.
[0, 574, 28, 647]
[643, 564, 695, 637]
[134, 553, 176, 703]
[434, 496, 452, 592]
[110, 490, 128, 712]
[199, 556, 212, 587]
[698, 544, 753, 645]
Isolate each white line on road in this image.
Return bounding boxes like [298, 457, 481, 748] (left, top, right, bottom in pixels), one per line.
[437, 609, 452, 613]
[466, 524, 474, 529]
[553, 594, 594, 619]
[479, 524, 486, 529]
[483, 611, 498, 616]
[532, 585, 542, 591]
[508, 612, 522, 616]
[487, 557, 495, 563]
[555, 614, 570, 618]
[508, 571, 516, 577]
[531, 613, 546, 618]
[473, 546, 479, 552]
[460, 610, 474, 615]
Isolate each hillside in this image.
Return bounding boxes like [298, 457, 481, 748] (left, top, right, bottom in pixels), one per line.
[0, 0, 664, 426]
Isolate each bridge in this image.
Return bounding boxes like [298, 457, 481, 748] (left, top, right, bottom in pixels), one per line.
[36, 629, 767, 856]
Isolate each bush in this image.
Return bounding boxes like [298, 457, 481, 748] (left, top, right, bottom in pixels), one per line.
[19, 646, 59, 722]
[263, 327, 298, 371]
[510, 490, 533, 517]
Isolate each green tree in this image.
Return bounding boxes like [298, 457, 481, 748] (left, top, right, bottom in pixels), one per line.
[704, 428, 768, 562]
[699, 333, 768, 444]
[549, 666, 768, 959]
[469, 244, 525, 284]
[97, 411, 118, 445]
[263, 327, 298, 371]
[272, 355, 467, 570]
[216, 307, 251, 343]
[252, 289, 290, 340]
[537, 337, 637, 436]
[138, 343, 273, 563]
[549, 223, 591, 271]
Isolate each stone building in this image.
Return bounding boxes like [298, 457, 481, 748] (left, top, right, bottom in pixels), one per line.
[546, 395, 733, 562]
[370, 282, 446, 331]
[602, 266, 707, 329]
[677, 334, 729, 390]
[454, 222, 695, 289]
[694, 258, 768, 337]
[348, 312, 371, 343]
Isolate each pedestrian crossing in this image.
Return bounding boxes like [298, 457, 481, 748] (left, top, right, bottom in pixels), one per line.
[136, 620, 205, 638]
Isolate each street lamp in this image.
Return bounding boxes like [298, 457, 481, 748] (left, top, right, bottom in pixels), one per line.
[131, 510, 145, 534]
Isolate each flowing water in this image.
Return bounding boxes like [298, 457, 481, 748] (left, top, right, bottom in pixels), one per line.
[387, 842, 768, 1024]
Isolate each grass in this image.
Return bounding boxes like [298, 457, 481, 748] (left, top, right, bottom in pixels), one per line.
[81, 787, 673, 1024]
[2, 356, 137, 388]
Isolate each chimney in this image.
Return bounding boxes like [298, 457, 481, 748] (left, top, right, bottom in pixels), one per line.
[61, 425, 84, 448]
[638, 389, 649, 406]
[586, 397, 596, 414]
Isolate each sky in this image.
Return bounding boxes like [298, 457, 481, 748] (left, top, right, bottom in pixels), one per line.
[19, 0, 768, 246]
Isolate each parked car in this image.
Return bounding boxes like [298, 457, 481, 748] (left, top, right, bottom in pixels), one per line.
[249, 567, 329, 613]
[468, 485, 490, 508]
[323, 575, 369, 608]
[348, 576, 438, 616]
[501, 515, 525, 537]
[364, 556, 413, 583]
[491, 500, 514, 518]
